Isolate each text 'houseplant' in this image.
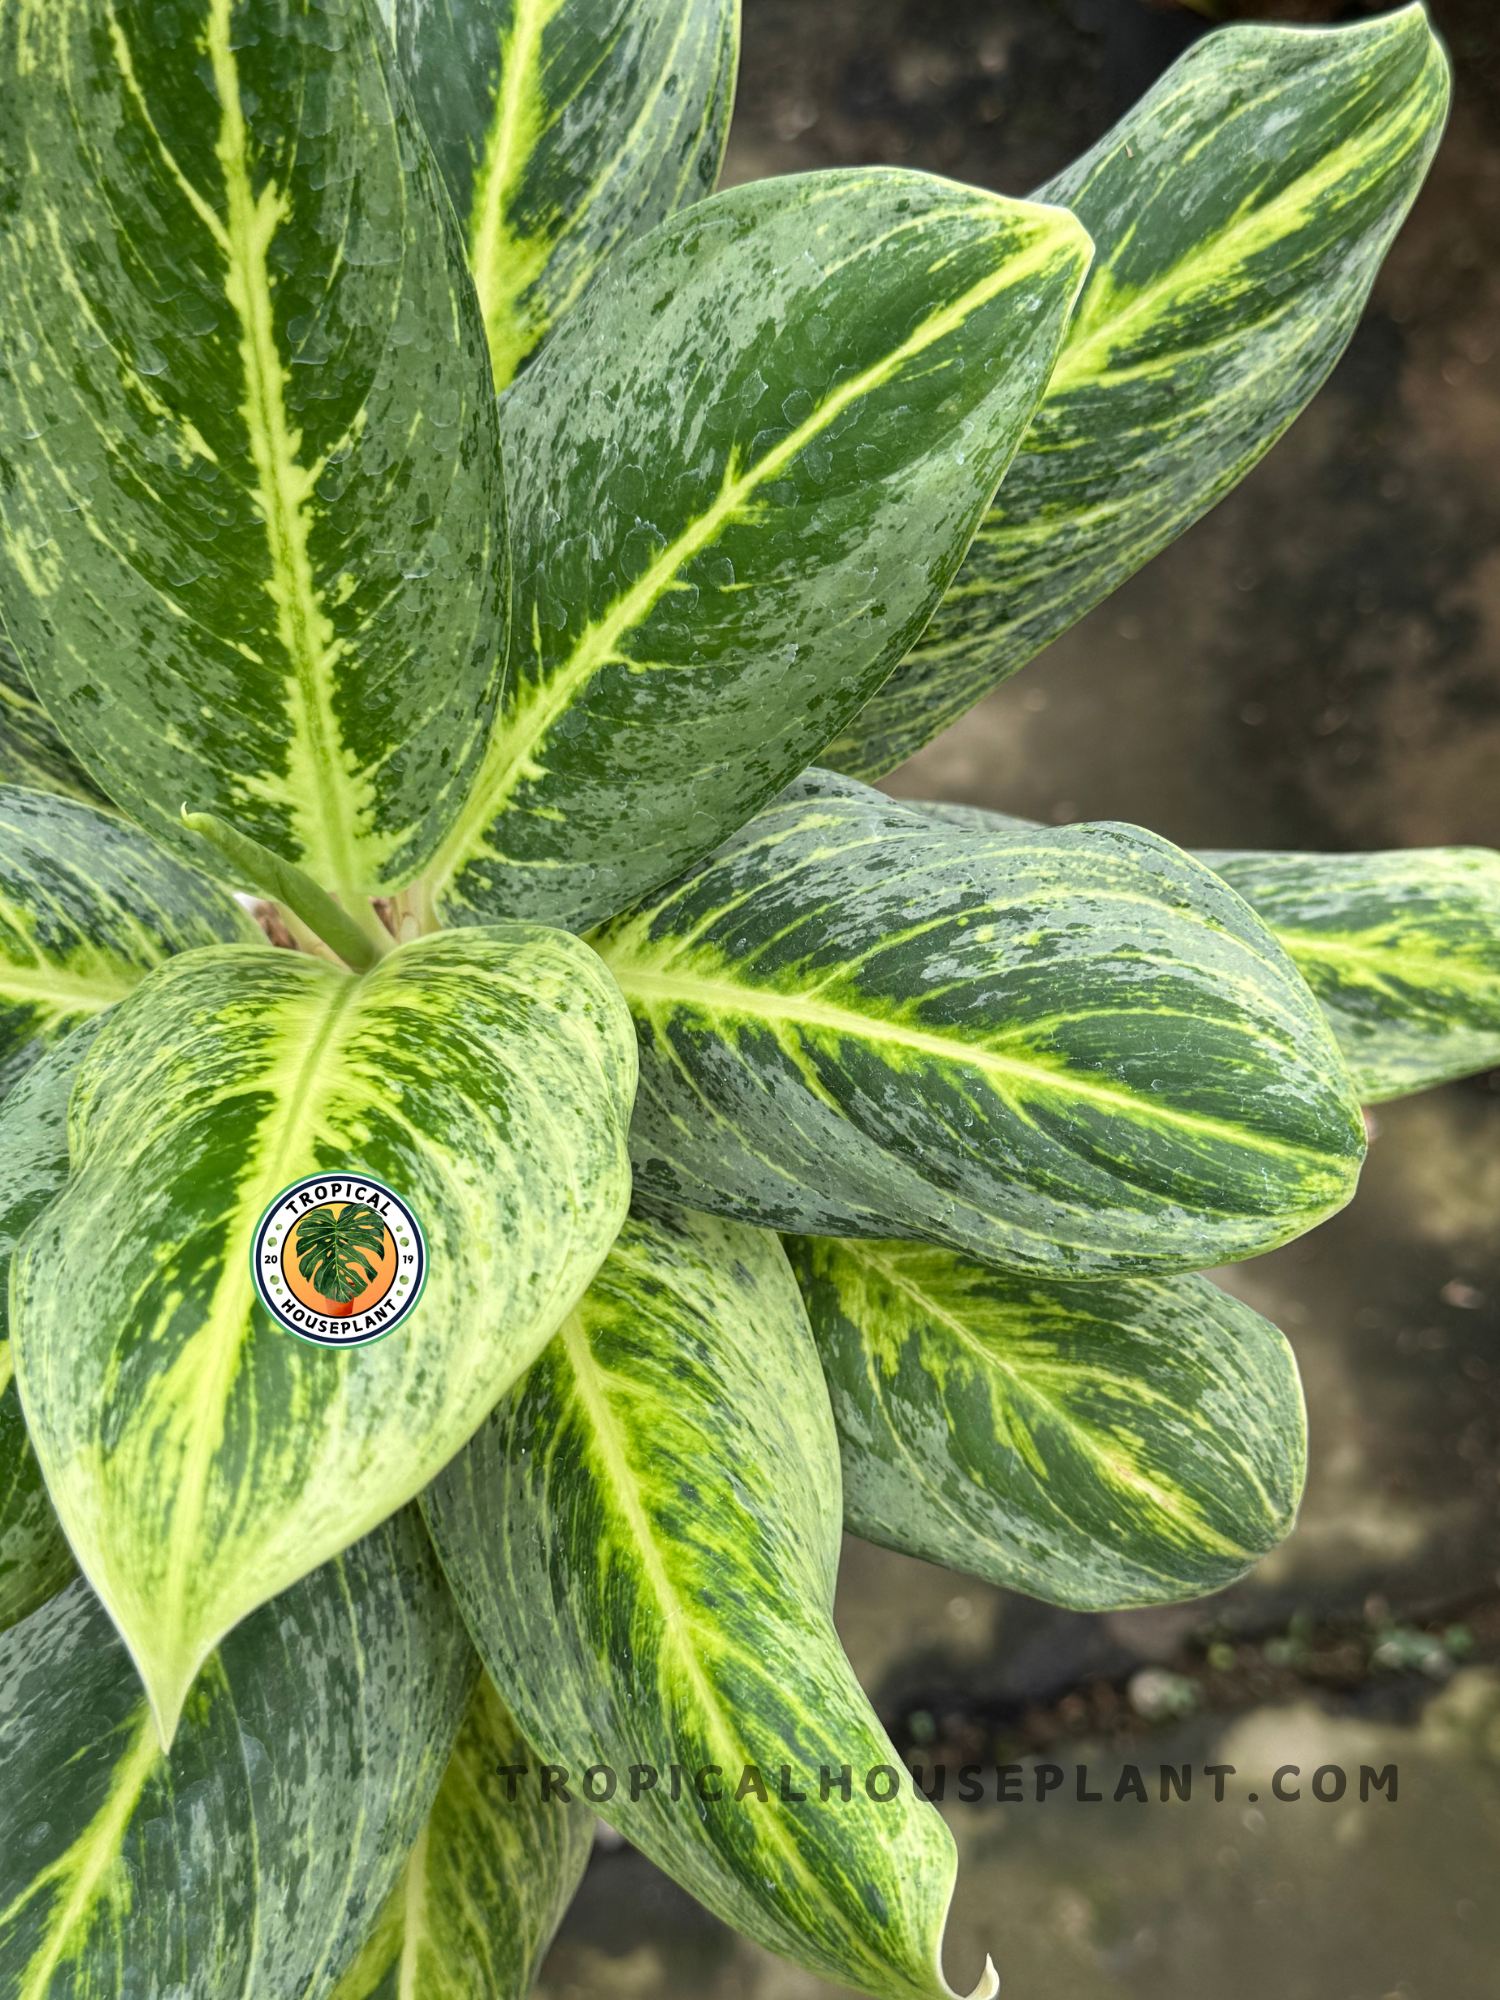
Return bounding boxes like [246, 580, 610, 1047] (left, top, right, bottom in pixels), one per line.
[0, 2, 1490, 1996]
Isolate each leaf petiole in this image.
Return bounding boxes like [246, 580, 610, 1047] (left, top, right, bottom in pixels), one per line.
[181, 807, 394, 971]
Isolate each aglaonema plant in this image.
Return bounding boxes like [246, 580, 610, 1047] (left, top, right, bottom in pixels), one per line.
[0, 2, 1483, 1995]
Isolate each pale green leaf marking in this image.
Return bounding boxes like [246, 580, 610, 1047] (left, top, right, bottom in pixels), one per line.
[419, 172, 1091, 932]
[202, 0, 368, 913]
[423, 1203, 995, 2000]
[0, 0, 508, 897]
[0, 1021, 105, 1632]
[1202, 846, 1500, 1101]
[0, 641, 109, 810]
[468, 0, 567, 379]
[475, 228, 1066, 812]
[829, 4, 1451, 778]
[595, 772, 1365, 1276]
[394, 0, 738, 389]
[909, 803, 1500, 1107]
[0, 1510, 476, 2000]
[11, 927, 635, 1743]
[3, 1713, 160, 2000]
[330, 1674, 594, 2000]
[789, 1235, 1305, 1609]
[0, 1365, 75, 1636]
[0, 785, 258, 1101]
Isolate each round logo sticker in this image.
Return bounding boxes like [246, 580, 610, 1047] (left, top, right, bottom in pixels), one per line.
[252, 1175, 427, 1348]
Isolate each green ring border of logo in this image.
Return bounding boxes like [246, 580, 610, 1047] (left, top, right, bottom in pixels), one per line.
[251, 1173, 429, 1348]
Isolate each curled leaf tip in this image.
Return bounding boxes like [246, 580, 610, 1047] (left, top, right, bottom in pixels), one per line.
[962, 1956, 1000, 2000]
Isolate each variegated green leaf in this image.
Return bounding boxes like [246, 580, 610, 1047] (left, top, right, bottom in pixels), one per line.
[418, 172, 1092, 934]
[331, 1673, 593, 2000]
[0, 644, 107, 812]
[830, 4, 1450, 778]
[392, 0, 739, 390]
[0, 1020, 104, 1633]
[908, 804, 1500, 1105]
[594, 772, 1365, 1275]
[788, 1235, 1305, 1610]
[0, 1507, 477, 2000]
[12, 926, 636, 1744]
[0, 0, 507, 913]
[0, 786, 260, 1100]
[423, 1204, 992, 2000]
[1201, 847, 1500, 1102]
[0, 1352, 70, 1639]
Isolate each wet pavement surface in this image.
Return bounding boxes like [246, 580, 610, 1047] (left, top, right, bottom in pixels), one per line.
[541, 3, 1500, 1993]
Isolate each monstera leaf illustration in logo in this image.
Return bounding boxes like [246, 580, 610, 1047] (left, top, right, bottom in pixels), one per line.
[295, 1205, 389, 1313]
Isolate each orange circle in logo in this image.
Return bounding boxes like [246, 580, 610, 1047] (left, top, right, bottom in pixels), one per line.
[283, 1203, 400, 1319]
[252, 1175, 427, 1347]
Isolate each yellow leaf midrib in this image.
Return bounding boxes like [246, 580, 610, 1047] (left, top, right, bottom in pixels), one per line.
[428, 219, 1085, 902]
[0, 960, 140, 1015]
[1049, 49, 1436, 395]
[396, 1821, 432, 2000]
[1280, 928, 1500, 997]
[136, 964, 363, 1742]
[860, 1248, 1261, 1557]
[558, 1309, 900, 1989]
[205, 0, 375, 907]
[4, 1708, 160, 2000]
[540, 1, 721, 331]
[607, 961, 1325, 1167]
[467, 0, 565, 388]
[99, 2, 381, 900]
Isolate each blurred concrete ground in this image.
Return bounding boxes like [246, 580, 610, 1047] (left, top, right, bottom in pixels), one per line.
[541, 2, 1500, 1993]
[544, 1678, 1500, 1998]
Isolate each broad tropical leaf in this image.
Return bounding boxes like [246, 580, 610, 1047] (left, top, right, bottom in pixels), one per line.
[594, 773, 1365, 1275]
[423, 1205, 991, 2000]
[830, 5, 1450, 778]
[0, 786, 260, 1100]
[0, 1508, 477, 2000]
[1200, 847, 1500, 1102]
[331, 1674, 594, 2000]
[0, 643, 107, 810]
[392, 0, 739, 390]
[907, 803, 1500, 1104]
[0, 1020, 103, 1633]
[419, 171, 1092, 933]
[788, 1235, 1305, 1609]
[0, 0, 508, 908]
[11, 926, 636, 1744]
